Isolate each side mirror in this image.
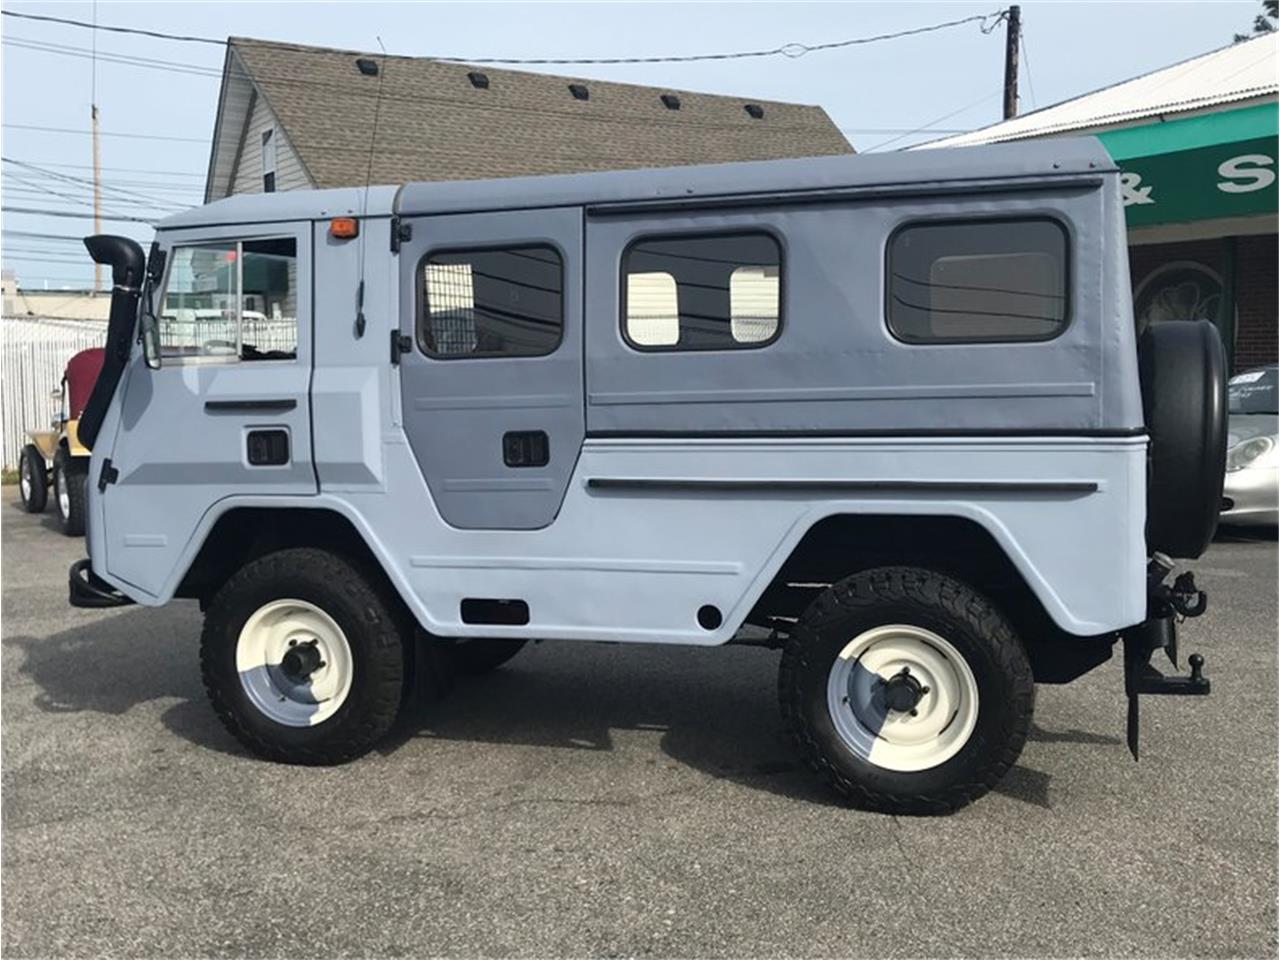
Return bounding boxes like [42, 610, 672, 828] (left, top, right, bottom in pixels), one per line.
[140, 312, 162, 370]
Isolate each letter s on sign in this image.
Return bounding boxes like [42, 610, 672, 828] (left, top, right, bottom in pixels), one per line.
[1217, 154, 1276, 194]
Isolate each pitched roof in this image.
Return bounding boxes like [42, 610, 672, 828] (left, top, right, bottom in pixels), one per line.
[922, 32, 1278, 148]
[213, 37, 852, 193]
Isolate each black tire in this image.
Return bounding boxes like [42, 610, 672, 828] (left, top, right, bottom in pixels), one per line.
[1139, 319, 1227, 559]
[18, 444, 47, 513]
[200, 547, 409, 765]
[450, 638, 527, 675]
[52, 449, 87, 537]
[780, 566, 1034, 815]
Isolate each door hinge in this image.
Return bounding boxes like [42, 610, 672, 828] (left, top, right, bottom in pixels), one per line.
[97, 458, 118, 493]
[390, 217, 412, 253]
[390, 330, 413, 364]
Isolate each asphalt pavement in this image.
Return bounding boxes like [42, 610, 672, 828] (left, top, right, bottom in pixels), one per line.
[2, 486, 1276, 958]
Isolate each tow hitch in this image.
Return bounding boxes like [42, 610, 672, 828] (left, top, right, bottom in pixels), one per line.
[1122, 555, 1210, 759]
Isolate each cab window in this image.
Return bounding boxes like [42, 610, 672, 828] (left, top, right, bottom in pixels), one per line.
[158, 237, 298, 361]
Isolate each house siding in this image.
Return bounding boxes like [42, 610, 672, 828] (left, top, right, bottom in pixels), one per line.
[229, 92, 312, 196]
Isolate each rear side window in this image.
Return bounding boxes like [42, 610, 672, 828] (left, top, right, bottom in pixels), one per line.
[887, 219, 1068, 343]
[623, 233, 781, 350]
[419, 246, 563, 358]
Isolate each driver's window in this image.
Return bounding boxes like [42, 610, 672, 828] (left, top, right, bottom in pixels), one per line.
[158, 237, 297, 361]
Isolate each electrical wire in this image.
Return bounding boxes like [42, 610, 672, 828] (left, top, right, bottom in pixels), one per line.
[2, 205, 156, 223]
[2, 122, 207, 143]
[0, 158, 203, 178]
[3, 157, 191, 209]
[1, 37, 912, 138]
[2, 7, 1009, 65]
[859, 90, 1001, 152]
[1020, 25, 1038, 109]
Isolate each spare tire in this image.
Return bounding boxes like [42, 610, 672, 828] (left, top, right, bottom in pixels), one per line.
[1138, 320, 1227, 559]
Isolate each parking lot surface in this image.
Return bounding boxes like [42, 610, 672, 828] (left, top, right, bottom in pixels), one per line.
[2, 487, 1276, 958]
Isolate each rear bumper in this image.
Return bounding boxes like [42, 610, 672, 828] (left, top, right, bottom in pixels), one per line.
[68, 558, 134, 608]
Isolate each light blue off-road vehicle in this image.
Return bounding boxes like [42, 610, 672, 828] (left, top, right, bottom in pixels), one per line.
[70, 139, 1225, 813]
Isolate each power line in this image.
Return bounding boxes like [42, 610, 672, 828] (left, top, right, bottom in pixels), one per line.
[7, 33, 988, 141]
[2, 122, 207, 143]
[860, 90, 1001, 152]
[2, 205, 156, 223]
[2, 7, 1010, 64]
[0, 158, 203, 178]
[1020, 25, 1038, 109]
[1, 37, 910, 139]
[3, 157, 191, 209]
[2, 176, 173, 217]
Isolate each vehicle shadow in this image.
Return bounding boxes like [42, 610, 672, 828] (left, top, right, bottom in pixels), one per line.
[7, 609, 1067, 812]
[1214, 524, 1278, 544]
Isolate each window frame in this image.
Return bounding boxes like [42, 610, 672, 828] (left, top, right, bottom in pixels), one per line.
[619, 228, 785, 353]
[884, 215, 1072, 346]
[153, 234, 299, 366]
[415, 242, 567, 361]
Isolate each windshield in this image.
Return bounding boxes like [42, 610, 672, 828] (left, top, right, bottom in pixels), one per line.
[1229, 367, 1279, 415]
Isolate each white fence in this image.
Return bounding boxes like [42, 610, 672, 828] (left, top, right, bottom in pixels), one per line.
[1, 316, 108, 471]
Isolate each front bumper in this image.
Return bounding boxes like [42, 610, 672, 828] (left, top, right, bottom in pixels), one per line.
[69, 558, 134, 608]
[1221, 466, 1279, 525]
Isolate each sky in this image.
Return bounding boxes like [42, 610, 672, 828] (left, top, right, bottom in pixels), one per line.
[0, 0, 1265, 289]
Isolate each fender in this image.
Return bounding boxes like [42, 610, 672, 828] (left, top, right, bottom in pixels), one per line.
[92, 489, 1141, 642]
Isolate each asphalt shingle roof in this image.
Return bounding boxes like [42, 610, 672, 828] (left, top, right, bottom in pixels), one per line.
[228, 37, 853, 187]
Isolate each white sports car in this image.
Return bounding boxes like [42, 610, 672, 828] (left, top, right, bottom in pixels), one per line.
[1221, 364, 1278, 527]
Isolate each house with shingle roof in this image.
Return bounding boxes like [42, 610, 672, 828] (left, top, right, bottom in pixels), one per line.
[203, 37, 852, 202]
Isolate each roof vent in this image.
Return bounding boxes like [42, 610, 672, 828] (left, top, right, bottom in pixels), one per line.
[744, 103, 764, 119]
[660, 94, 681, 111]
[355, 58, 379, 77]
[568, 83, 589, 101]
[467, 71, 490, 89]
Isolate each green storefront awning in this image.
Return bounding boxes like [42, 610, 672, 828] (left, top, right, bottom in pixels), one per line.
[1096, 101, 1278, 227]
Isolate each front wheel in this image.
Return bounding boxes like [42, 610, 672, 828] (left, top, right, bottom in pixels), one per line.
[52, 450, 86, 536]
[780, 566, 1033, 814]
[200, 548, 409, 765]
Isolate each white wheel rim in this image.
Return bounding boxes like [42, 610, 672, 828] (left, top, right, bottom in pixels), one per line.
[19, 456, 31, 501]
[56, 468, 69, 518]
[826, 624, 980, 773]
[235, 599, 354, 727]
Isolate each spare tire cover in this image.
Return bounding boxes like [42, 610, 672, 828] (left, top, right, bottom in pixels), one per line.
[1138, 320, 1227, 559]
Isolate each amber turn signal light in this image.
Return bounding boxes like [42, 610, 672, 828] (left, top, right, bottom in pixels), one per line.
[329, 217, 359, 239]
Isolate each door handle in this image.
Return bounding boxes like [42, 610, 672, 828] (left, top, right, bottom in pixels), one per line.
[204, 399, 297, 413]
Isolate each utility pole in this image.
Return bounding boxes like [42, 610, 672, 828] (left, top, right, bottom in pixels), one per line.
[1002, 5, 1021, 120]
[91, 0, 102, 292]
[91, 104, 102, 292]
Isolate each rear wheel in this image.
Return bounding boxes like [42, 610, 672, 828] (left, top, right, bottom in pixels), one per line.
[450, 638, 527, 675]
[200, 548, 409, 765]
[52, 449, 86, 536]
[780, 566, 1033, 814]
[18, 444, 47, 513]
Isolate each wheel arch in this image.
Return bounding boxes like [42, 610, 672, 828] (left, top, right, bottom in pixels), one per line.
[745, 511, 1115, 684]
[174, 503, 415, 626]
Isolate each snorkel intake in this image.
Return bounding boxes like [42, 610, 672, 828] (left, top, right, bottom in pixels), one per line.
[79, 234, 146, 451]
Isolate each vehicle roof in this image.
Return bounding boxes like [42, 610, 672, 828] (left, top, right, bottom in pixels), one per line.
[159, 138, 1114, 231]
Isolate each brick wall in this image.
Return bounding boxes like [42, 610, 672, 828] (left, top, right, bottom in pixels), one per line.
[1129, 233, 1277, 372]
[1233, 233, 1278, 371]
